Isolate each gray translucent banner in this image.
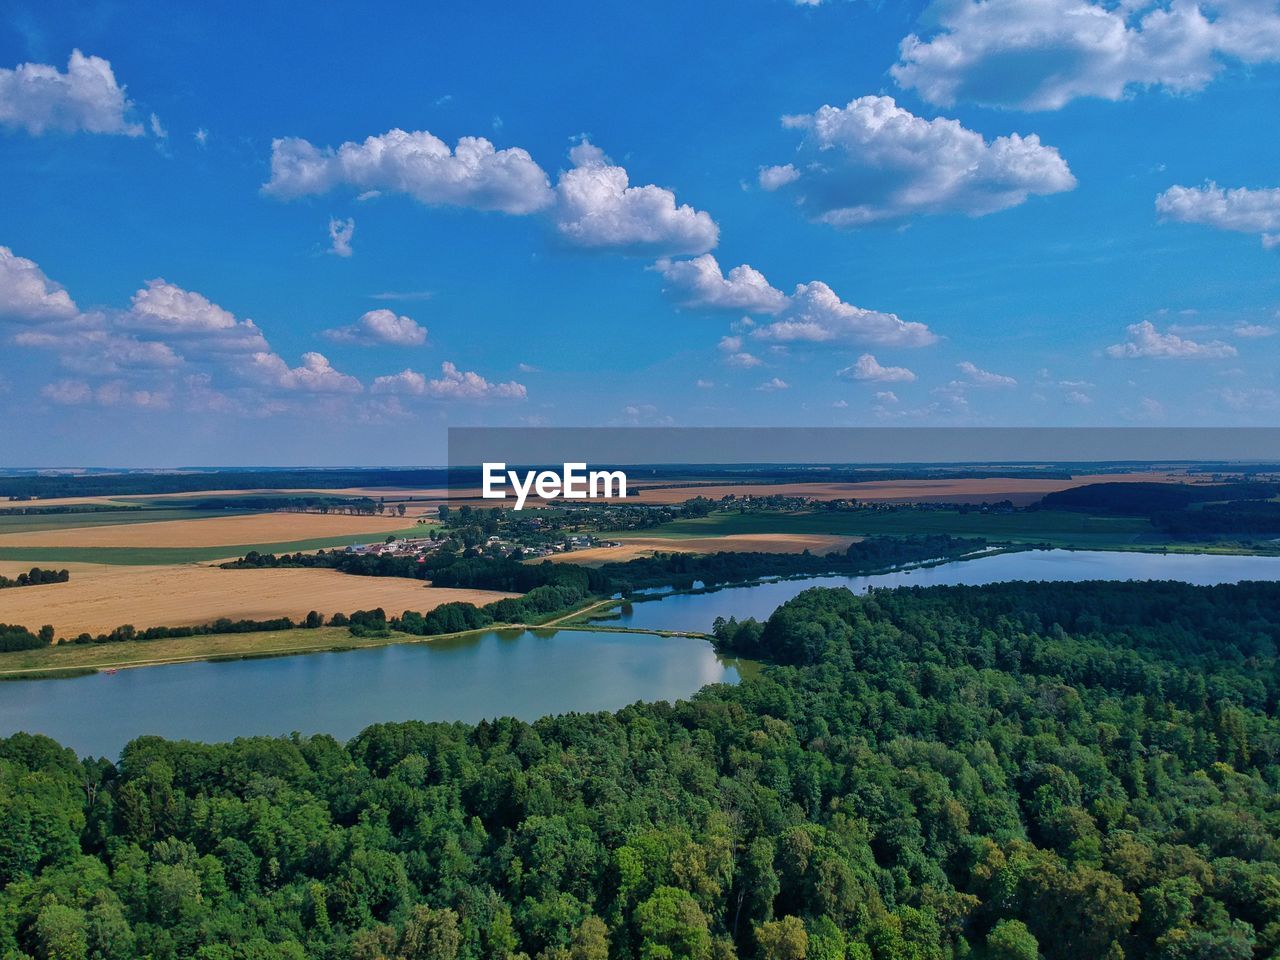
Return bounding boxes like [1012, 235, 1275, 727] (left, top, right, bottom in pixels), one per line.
[449, 427, 1280, 469]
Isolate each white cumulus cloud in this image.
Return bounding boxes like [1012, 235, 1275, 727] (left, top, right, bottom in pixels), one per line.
[839, 353, 917, 382]
[264, 128, 555, 215]
[752, 280, 936, 348]
[552, 142, 719, 256]
[957, 360, 1017, 386]
[0, 246, 79, 322]
[655, 254, 788, 313]
[718, 334, 764, 368]
[247, 351, 363, 393]
[0, 50, 143, 136]
[892, 0, 1280, 111]
[1106, 320, 1238, 360]
[766, 96, 1075, 226]
[16, 327, 182, 374]
[323, 308, 428, 347]
[758, 164, 801, 190]
[124, 279, 269, 353]
[1156, 182, 1280, 248]
[371, 362, 526, 400]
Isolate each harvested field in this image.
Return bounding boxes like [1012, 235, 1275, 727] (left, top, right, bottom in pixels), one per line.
[0, 564, 515, 637]
[118, 486, 451, 505]
[0, 511, 430, 549]
[549, 533, 861, 565]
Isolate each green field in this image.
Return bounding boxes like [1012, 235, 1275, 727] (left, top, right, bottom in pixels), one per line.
[0, 527, 426, 565]
[0, 507, 247, 535]
[609, 508, 1158, 548]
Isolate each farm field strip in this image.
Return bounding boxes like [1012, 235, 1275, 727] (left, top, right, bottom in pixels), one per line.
[0, 510, 427, 548]
[0, 526, 427, 565]
[0, 564, 515, 637]
[0, 507, 249, 535]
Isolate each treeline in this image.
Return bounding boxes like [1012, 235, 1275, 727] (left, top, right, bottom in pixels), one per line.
[597, 535, 985, 590]
[60, 617, 301, 646]
[225, 550, 606, 595]
[25, 586, 595, 650]
[3, 578, 1280, 959]
[224, 536, 984, 597]
[1155, 500, 1280, 537]
[311, 584, 595, 639]
[1040, 480, 1278, 515]
[185, 496, 387, 515]
[0, 567, 69, 589]
[0, 504, 139, 516]
[0, 623, 51, 652]
[713, 578, 1280, 689]
[392, 582, 591, 636]
[1039, 481, 1280, 539]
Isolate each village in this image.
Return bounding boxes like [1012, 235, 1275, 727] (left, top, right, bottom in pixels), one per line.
[342, 530, 623, 562]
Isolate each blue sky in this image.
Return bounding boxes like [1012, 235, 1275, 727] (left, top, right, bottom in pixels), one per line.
[2, 0, 1279, 466]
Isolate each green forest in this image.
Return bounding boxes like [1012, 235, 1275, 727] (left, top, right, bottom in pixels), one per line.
[2, 579, 1279, 960]
[223, 536, 984, 595]
[1038, 482, 1280, 539]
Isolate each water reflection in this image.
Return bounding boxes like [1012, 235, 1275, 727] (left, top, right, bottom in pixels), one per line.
[0, 628, 744, 758]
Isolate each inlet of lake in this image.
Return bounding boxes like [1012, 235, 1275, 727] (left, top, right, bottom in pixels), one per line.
[4, 548, 1280, 758]
[592, 547, 1280, 633]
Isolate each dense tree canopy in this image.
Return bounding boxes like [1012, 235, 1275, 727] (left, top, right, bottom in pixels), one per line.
[0, 568, 69, 590]
[1038, 482, 1280, 539]
[2, 579, 1279, 959]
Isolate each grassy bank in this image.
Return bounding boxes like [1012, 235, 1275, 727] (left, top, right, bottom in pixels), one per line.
[0, 626, 407, 676]
[0, 596, 619, 678]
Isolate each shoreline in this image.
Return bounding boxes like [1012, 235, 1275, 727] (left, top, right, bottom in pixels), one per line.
[0, 596, 624, 680]
[5, 543, 1279, 680]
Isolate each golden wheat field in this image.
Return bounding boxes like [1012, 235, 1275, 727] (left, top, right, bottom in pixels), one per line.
[0, 511, 428, 549]
[0, 563, 515, 637]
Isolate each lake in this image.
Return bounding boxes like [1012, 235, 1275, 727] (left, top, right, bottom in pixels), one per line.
[594, 548, 1280, 634]
[0, 629, 748, 758]
[4, 547, 1280, 758]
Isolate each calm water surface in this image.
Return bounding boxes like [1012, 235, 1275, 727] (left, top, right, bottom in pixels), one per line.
[5, 548, 1280, 758]
[0, 629, 745, 758]
[594, 549, 1280, 634]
